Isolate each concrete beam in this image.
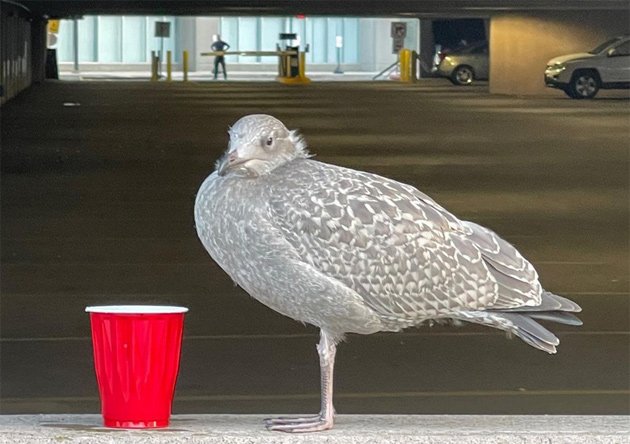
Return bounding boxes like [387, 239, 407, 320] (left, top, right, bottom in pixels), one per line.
[17, 1, 630, 19]
[0, 414, 628, 443]
[489, 10, 630, 95]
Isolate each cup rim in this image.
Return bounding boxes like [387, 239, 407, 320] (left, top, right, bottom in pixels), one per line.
[85, 305, 189, 314]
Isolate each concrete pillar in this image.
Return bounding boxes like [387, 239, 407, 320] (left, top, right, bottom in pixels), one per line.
[1, 4, 42, 104]
[489, 10, 630, 95]
[72, 18, 79, 72]
[419, 19, 435, 77]
[31, 17, 47, 84]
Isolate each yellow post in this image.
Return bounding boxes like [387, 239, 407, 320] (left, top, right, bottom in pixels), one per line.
[399, 48, 411, 82]
[150, 51, 158, 81]
[166, 50, 172, 81]
[182, 50, 189, 81]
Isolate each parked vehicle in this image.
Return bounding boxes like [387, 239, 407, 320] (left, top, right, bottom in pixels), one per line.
[433, 41, 488, 85]
[545, 35, 630, 99]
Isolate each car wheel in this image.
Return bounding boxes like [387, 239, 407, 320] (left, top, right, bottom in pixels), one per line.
[569, 70, 600, 99]
[451, 65, 475, 85]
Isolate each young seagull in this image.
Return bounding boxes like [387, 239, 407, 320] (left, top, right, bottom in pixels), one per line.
[194, 114, 582, 433]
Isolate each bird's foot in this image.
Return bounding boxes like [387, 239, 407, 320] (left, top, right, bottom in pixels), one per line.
[264, 413, 334, 433]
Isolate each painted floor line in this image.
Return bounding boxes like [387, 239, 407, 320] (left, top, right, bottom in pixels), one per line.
[2, 389, 629, 404]
[1, 331, 627, 343]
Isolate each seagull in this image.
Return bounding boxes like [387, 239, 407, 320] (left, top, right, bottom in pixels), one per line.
[194, 114, 582, 433]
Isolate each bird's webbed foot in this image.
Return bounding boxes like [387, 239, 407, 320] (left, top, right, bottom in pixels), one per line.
[264, 412, 334, 433]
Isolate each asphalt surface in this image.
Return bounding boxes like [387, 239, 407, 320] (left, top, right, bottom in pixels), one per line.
[1, 79, 629, 415]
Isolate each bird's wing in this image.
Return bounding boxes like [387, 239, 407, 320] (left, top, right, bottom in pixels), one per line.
[268, 160, 542, 323]
[408, 192, 543, 310]
[461, 221, 542, 309]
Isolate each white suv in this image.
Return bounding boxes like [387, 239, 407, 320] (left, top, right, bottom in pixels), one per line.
[545, 35, 630, 99]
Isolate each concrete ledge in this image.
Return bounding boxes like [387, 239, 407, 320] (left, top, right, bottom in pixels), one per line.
[0, 415, 628, 443]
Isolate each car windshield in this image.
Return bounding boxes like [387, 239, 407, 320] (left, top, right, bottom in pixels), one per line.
[455, 41, 486, 54]
[589, 37, 624, 54]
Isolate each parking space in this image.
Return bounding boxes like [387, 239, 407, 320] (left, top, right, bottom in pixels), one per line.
[1, 81, 628, 415]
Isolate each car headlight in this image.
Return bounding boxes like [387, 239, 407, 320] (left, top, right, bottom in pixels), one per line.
[440, 56, 455, 68]
[545, 63, 566, 74]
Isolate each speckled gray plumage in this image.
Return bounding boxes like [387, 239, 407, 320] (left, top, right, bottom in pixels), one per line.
[195, 128, 580, 353]
[195, 114, 581, 432]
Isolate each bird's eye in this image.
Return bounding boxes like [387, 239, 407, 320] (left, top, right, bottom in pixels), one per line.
[265, 136, 273, 147]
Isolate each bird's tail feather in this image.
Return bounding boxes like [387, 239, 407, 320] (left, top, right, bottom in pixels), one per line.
[455, 306, 580, 354]
[498, 291, 582, 313]
[477, 291, 582, 352]
[524, 310, 582, 326]
[498, 312, 560, 354]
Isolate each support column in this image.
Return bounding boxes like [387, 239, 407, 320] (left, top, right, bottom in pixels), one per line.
[31, 17, 47, 83]
[419, 19, 435, 78]
[72, 18, 79, 72]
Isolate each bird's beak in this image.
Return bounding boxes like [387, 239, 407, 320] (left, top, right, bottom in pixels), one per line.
[217, 149, 241, 176]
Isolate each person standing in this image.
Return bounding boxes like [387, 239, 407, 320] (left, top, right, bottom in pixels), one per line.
[211, 35, 230, 80]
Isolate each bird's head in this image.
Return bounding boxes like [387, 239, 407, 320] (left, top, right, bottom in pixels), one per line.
[216, 114, 310, 178]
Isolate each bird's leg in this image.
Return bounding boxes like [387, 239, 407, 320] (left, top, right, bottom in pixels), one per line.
[264, 330, 337, 432]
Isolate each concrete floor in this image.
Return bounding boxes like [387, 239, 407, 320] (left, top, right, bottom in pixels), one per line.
[1, 80, 628, 415]
[1, 414, 628, 443]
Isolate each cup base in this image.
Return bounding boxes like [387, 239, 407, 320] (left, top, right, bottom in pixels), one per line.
[104, 418, 169, 429]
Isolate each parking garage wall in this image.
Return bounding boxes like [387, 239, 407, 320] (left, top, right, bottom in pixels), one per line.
[490, 10, 630, 96]
[0, 2, 44, 105]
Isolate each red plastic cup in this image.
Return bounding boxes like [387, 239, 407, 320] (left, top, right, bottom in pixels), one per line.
[85, 305, 188, 428]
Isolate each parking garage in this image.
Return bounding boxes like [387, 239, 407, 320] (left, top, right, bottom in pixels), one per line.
[3, 0, 630, 101]
[0, 0, 629, 441]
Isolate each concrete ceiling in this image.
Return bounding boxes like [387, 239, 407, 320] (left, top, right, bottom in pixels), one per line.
[14, 0, 630, 18]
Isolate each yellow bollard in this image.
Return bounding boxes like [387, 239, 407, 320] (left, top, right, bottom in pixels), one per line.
[166, 50, 172, 81]
[182, 50, 189, 82]
[399, 48, 411, 82]
[150, 51, 158, 81]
